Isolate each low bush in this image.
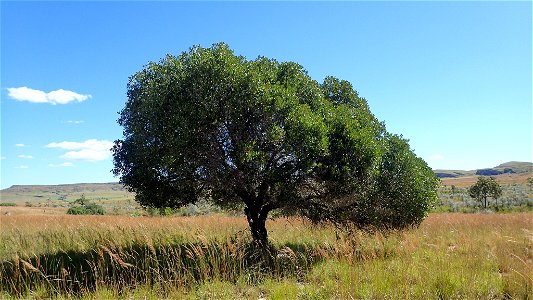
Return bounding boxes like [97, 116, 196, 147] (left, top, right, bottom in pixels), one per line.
[67, 195, 105, 215]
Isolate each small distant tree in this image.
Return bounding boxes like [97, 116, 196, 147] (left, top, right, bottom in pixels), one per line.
[73, 194, 87, 206]
[468, 176, 502, 209]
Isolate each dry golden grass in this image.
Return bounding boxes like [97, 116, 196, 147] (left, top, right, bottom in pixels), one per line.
[441, 173, 532, 188]
[0, 213, 531, 299]
[0, 214, 249, 236]
[0, 206, 67, 216]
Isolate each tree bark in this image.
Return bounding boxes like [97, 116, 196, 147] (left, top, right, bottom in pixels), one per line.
[244, 204, 269, 246]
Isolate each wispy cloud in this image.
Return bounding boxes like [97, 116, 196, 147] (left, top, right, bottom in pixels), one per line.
[17, 154, 33, 159]
[7, 87, 91, 105]
[15, 165, 29, 169]
[48, 162, 74, 168]
[1, 156, 6, 160]
[46, 139, 113, 161]
[15, 144, 25, 147]
[63, 120, 85, 124]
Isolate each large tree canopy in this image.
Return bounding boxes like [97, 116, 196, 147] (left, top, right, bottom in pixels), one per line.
[112, 43, 439, 244]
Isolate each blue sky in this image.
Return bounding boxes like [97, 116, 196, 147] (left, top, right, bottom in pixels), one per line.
[1, 1, 531, 189]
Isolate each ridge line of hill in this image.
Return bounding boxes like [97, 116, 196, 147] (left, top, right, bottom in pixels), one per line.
[1, 161, 531, 192]
[434, 161, 532, 179]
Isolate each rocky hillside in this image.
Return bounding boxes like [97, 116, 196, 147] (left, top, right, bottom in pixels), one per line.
[434, 161, 532, 179]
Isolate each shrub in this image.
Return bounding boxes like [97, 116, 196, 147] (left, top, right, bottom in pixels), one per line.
[67, 195, 105, 215]
[66, 206, 88, 215]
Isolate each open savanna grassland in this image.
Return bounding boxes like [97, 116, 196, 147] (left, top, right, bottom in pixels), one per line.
[441, 173, 532, 188]
[0, 183, 139, 216]
[0, 206, 67, 216]
[0, 183, 133, 203]
[437, 173, 532, 213]
[0, 213, 531, 299]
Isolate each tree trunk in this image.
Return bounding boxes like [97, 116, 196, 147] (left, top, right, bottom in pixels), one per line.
[244, 205, 269, 246]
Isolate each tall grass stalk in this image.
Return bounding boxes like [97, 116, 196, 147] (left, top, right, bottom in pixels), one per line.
[0, 213, 531, 299]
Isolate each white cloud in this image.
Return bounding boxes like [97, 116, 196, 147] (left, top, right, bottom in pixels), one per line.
[18, 155, 33, 159]
[46, 139, 113, 161]
[7, 87, 91, 105]
[63, 120, 85, 124]
[15, 144, 25, 147]
[48, 162, 74, 167]
[1, 156, 6, 160]
[15, 165, 29, 169]
[62, 149, 110, 161]
[429, 154, 445, 160]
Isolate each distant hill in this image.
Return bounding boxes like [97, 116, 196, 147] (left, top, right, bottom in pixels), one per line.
[494, 161, 533, 174]
[434, 161, 532, 179]
[435, 161, 532, 188]
[3, 182, 126, 194]
[0, 182, 134, 205]
[1, 161, 531, 205]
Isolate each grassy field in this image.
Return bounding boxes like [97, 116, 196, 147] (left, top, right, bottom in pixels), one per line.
[437, 173, 532, 213]
[440, 172, 532, 188]
[1, 170, 531, 217]
[0, 183, 140, 216]
[0, 213, 531, 299]
[0, 183, 132, 203]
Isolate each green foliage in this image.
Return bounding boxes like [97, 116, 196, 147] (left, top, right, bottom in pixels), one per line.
[0, 202, 16, 207]
[145, 206, 177, 216]
[144, 199, 226, 217]
[73, 194, 88, 206]
[468, 177, 502, 209]
[435, 181, 532, 213]
[368, 134, 439, 228]
[112, 43, 438, 243]
[66, 206, 88, 215]
[67, 195, 105, 215]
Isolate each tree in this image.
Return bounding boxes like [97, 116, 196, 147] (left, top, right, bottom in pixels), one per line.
[73, 194, 87, 206]
[468, 176, 502, 209]
[112, 43, 439, 245]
